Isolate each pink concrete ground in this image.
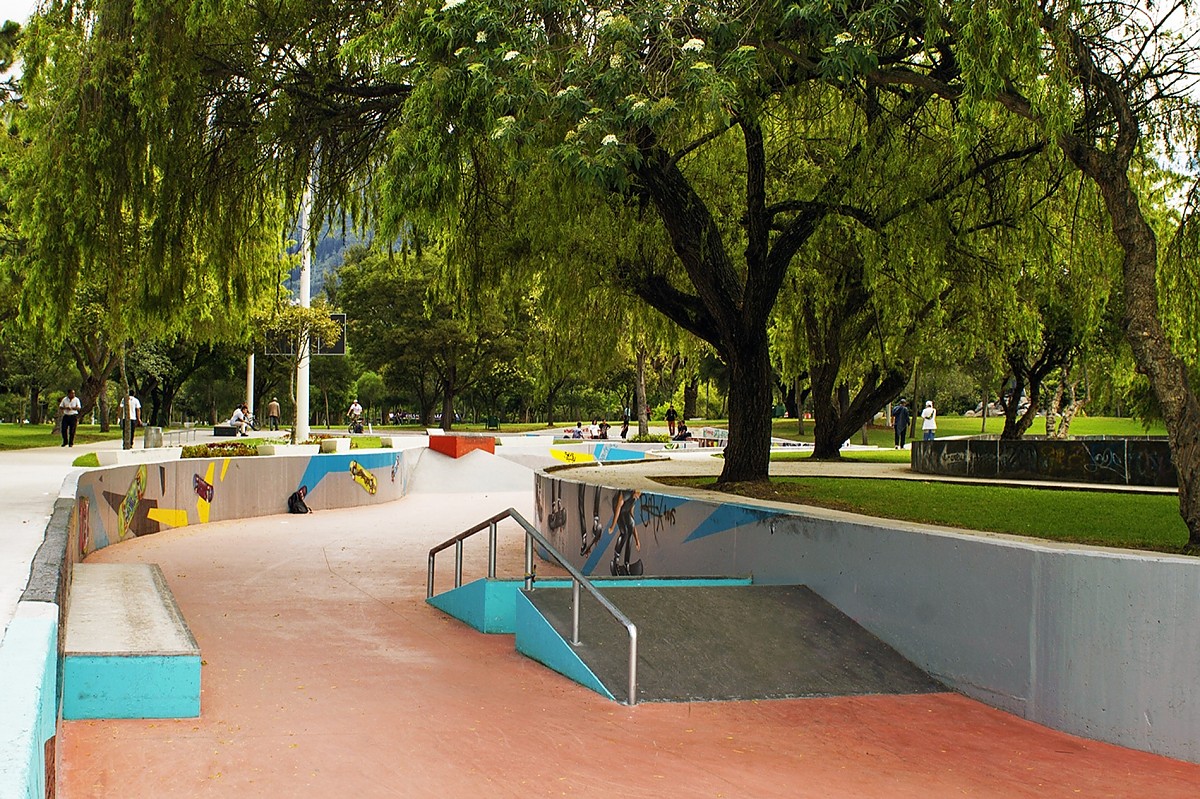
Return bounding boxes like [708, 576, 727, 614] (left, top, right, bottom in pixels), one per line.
[60, 488, 1200, 798]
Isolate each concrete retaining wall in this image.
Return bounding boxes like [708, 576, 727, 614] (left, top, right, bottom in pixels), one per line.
[912, 437, 1177, 487]
[534, 470, 1200, 763]
[74, 449, 417, 557]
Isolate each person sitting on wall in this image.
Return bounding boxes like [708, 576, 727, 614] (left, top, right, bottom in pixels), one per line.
[672, 422, 691, 441]
[228, 403, 251, 436]
[571, 421, 584, 439]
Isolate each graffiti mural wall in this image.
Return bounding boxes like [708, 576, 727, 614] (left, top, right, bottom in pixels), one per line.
[74, 450, 416, 559]
[536, 473, 777, 578]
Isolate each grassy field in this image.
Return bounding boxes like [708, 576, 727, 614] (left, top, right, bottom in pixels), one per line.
[659, 476, 1188, 553]
[0, 423, 123, 451]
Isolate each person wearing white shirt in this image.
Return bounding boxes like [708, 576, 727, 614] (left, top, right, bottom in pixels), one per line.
[59, 389, 81, 447]
[229, 404, 250, 436]
[121, 391, 142, 450]
[921, 400, 938, 441]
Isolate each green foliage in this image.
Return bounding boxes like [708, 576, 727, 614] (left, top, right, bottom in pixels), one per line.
[72, 452, 100, 467]
[182, 441, 258, 458]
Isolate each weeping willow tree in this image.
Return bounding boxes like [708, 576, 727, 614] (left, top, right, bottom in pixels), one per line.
[884, 0, 1200, 549]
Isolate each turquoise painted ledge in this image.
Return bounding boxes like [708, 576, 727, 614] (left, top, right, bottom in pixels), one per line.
[63, 654, 201, 720]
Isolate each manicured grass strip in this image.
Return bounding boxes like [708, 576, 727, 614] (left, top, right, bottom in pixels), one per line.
[72, 452, 100, 468]
[659, 476, 1188, 553]
[771, 449, 913, 464]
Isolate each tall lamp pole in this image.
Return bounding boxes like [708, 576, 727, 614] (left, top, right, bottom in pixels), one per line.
[295, 170, 315, 443]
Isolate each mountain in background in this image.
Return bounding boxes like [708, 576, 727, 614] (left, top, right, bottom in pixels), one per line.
[285, 225, 371, 300]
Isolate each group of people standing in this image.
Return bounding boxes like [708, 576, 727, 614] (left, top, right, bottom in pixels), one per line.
[890, 398, 937, 449]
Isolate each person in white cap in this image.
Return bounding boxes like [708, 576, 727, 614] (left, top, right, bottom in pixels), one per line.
[921, 400, 937, 441]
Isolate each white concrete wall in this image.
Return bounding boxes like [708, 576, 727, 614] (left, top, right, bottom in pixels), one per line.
[536, 471, 1200, 763]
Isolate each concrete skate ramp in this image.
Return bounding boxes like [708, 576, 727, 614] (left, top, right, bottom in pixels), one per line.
[523, 584, 943, 703]
[408, 448, 536, 495]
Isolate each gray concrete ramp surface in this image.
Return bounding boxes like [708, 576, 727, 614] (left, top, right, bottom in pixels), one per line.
[408, 448, 537, 495]
[524, 584, 944, 703]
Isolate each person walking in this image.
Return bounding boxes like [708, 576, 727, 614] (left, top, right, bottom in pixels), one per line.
[121, 390, 142, 450]
[665, 405, 678, 437]
[891, 398, 911, 449]
[267, 397, 281, 431]
[59, 389, 81, 447]
[921, 400, 937, 441]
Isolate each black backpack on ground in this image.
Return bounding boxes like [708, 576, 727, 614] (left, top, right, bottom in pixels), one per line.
[287, 488, 312, 514]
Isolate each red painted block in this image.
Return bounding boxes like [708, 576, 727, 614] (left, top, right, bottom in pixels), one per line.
[429, 435, 495, 458]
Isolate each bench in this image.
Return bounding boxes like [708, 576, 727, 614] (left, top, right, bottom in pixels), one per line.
[163, 427, 198, 446]
[213, 425, 237, 436]
[63, 563, 201, 719]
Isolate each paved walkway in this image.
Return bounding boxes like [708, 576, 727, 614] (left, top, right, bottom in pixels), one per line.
[49, 440, 1200, 797]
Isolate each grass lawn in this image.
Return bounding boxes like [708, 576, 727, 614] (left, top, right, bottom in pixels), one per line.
[0, 423, 123, 451]
[659, 476, 1188, 553]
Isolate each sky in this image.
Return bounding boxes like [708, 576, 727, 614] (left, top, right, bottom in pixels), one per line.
[0, 1, 33, 26]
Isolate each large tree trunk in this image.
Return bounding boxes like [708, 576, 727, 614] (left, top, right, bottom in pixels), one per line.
[683, 375, 699, 419]
[28, 383, 42, 425]
[1070, 153, 1200, 551]
[718, 330, 773, 483]
[635, 347, 649, 438]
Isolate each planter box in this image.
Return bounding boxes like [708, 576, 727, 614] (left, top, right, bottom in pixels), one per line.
[257, 444, 320, 457]
[96, 448, 183, 466]
[319, 438, 352, 454]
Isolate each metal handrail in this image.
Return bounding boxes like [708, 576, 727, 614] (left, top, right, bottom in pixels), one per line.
[427, 507, 639, 705]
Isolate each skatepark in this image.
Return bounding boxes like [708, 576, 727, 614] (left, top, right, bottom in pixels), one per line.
[3, 430, 1200, 797]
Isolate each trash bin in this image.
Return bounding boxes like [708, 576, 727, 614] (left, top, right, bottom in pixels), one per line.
[144, 426, 164, 448]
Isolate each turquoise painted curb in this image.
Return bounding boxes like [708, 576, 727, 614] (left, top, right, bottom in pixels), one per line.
[63, 654, 201, 720]
[514, 591, 613, 700]
[428, 576, 754, 634]
[0, 605, 58, 799]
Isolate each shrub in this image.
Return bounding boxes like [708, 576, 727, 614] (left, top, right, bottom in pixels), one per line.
[182, 441, 258, 458]
[629, 433, 669, 443]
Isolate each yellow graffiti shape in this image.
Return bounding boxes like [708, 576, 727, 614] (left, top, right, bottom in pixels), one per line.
[349, 460, 378, 495]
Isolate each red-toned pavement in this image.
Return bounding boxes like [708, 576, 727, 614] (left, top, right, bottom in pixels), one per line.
[59, 479, 1200, 798]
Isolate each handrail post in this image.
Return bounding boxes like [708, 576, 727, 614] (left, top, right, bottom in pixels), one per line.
[627, 624, 638, 706]
[454, 540, 463, 588]
[524, 532, 534, 590]
[571, 579, 581, 645]
[488, 522, 497, 579]
[427, 554, 435, 599]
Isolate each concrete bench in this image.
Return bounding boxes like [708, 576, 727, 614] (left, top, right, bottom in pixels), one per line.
[213, 425, 237, 437]
[63, 563, 200, 719]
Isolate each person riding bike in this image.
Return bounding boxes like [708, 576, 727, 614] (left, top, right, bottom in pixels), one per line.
[347, 399, 364, 433]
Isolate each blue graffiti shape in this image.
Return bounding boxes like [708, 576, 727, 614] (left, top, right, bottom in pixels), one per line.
[684, 503, 780, 543]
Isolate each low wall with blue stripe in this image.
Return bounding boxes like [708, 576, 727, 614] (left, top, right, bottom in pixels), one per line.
[534, 470, 1200, 763]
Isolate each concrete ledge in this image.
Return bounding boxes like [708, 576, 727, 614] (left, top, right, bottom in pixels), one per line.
[257, 444, 320, 456]
[213, 425, 237, 437]
[63, 563, 200, 719]
[429, 435, 496, 458]
[319, 438, 352, 454]
[96, 447, 183, 466]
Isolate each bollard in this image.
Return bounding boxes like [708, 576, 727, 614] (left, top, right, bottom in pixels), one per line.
[143, 426, 164, 448]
